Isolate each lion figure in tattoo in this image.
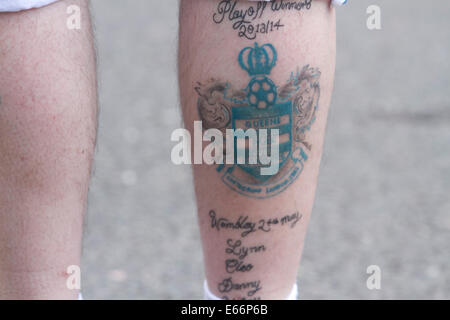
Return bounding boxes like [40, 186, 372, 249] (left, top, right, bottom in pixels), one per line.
[278, 65, 321, 150]
[195, 79, 247, 130]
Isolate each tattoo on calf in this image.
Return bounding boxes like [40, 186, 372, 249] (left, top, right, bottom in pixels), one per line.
[209, 209, 302, 299]
[209, 209, 302, 238]
[196, 43, 321, 198]
[218, 277, 262, 299]
[213, 0, 313, 40]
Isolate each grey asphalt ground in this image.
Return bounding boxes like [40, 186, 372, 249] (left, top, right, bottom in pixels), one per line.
[82, 0, 450, 299]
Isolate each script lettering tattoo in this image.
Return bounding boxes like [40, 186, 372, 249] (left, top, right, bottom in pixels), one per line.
[218, 278, 262, 299]
[225, 259, 253, 274]
[211, 209, 301, 299]
[213, 0, 312, 40]
[225, 239, 266, 274]
[220, 238, 266, 299]
[226, 239, 266, 260]
[196, 42, 321, 198]
[209, 210, 301, 238]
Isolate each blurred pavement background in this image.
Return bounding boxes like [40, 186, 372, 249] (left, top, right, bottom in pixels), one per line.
[82, 0, 450, 299]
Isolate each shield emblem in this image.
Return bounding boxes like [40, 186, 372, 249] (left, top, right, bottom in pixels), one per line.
[232, 101, 292, 182]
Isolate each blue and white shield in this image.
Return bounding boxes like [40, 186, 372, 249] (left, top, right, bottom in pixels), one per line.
[232, 101, 292, 182]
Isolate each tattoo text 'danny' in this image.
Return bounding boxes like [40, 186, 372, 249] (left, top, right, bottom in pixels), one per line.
[210, 209, 302, 299]
[196, 43, 321, 198]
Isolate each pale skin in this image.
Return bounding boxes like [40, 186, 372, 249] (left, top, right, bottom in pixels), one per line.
[0, 0, 333, 300]
[0, 0, 96, 299]
[179, 0, 336, 299]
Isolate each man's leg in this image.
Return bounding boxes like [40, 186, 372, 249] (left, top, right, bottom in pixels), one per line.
[179, 0, 335, 299]
[0, 0, 96, 299]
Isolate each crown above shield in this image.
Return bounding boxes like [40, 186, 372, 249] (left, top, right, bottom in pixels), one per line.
[239, 43, 277, 77]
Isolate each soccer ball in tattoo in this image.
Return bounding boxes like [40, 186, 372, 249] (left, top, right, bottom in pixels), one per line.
[196, 42, 321, 198]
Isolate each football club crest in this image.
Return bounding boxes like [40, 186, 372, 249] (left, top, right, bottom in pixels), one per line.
[196, 42, 321, 198]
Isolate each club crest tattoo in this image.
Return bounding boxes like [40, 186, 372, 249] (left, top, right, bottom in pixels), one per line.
[196, 43, 320, 198]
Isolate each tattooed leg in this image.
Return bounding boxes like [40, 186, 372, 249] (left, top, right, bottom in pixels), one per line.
[179, 0, 336, 300]
[0, 0, 96, 299]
